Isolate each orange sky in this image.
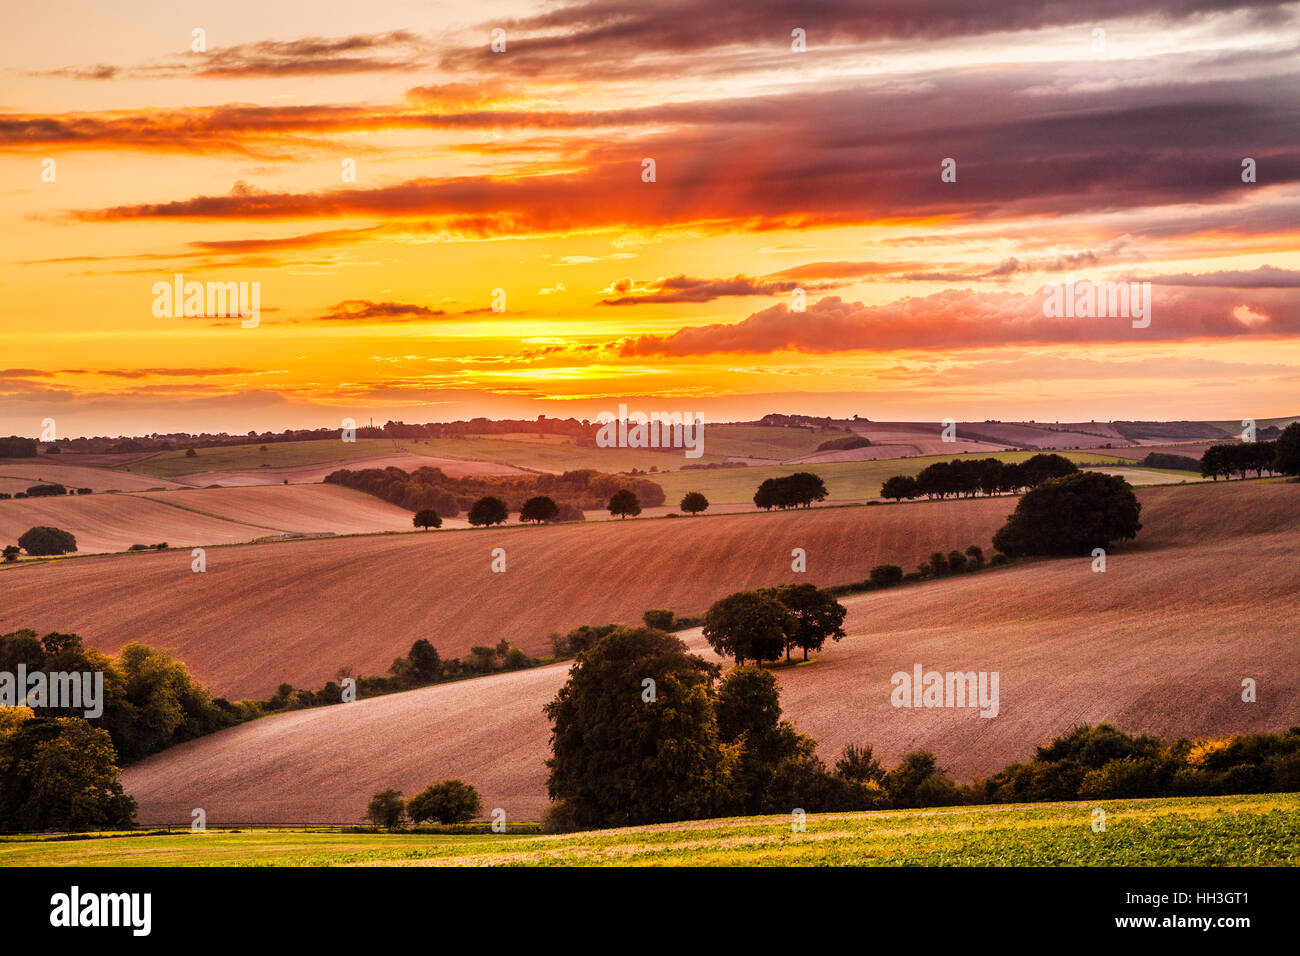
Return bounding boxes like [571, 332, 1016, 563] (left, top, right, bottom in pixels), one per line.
[3, 0, 1300, 436]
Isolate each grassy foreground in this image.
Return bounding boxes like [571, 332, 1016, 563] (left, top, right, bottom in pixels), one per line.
[2, 794, 1295, 867]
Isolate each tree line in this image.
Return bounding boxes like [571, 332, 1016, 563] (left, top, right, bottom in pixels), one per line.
[1199, 425, 1300, 479]
[880, 453, 1079, 501]
[325, 465, 664, 518]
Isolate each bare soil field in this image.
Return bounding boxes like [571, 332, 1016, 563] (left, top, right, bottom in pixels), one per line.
[0, 459, 186, 493]
[1, 497, 1016, 698]
[119, 480, 1300, 824]
[0, 484, 417, 554]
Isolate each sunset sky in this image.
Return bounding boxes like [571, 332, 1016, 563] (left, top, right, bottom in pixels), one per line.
[3, 0, 1300, 437]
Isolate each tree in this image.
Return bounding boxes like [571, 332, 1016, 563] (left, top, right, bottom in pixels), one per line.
[25, 483, 67, 498]
[520, 495, 559, 524]
[406, 780, 482, 824]
[365, 788, 407, 829]
[608, 489, 641, 519]
[543, 626, 735, 829]
[880, 475, 919, 502]
[786, 472, 828, 508]
[0, 716, 137, 832]
[185, 448, 197, 457]
[467, 496, 508, 527]
[2, 545, 18, 563]
[702, 590, 791, 666]
[407, 639, 442, 682]
[680, 491, 709, 515]
[17, 526, 77, 556]
[1275, 422, 1300, 476]
[992, 472, 1142, 557]
[765, 583, 847, 660]
[715, 666, 814, 813]
[413, 508, 442, 530]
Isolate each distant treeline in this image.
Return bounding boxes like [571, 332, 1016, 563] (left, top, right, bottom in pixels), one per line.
[1137, 452, 1201, 470]
[1199, 438, 1292, 480]
[880, 453, 1078, 501]
[325, 465, 665, 517]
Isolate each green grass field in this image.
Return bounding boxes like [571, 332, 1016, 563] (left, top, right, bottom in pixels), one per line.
[2, 794, 1294, 866]
[122, 439, 412, 478]
[649, 450, 1199, 504]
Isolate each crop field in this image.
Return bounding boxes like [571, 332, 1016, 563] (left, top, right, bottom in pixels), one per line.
[1, 794, 1294, 866]
[108, 480, 1300, 825]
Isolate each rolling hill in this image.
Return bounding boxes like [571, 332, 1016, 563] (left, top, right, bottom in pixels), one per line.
[113, 479, 1300, 825]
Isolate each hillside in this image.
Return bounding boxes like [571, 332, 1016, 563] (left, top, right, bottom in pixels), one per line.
[115, 480, 1300, 825]
[0, 484, 418, 554]
[1, 495, 1014, 696]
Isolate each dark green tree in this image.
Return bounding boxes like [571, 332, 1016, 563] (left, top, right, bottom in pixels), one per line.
[413, 508, 442, 530]
[992, 472, 1142, 557]
[365, 788, 407, 829]
[406, 780, 482, 824]
[680, 491, 709, 515]
[519, 495, 559, 524]
[467, 496, 509, 527]
[608, 489, 641, 519]
[702, 590, 791, 665]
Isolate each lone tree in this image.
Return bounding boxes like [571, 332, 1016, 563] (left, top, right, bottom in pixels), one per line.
[703, 590, 791, 666]
[992, 472, 1142, 557]
[1275, 422, 1300, 476]
[407, 780, 483, 824]
[764, 583, 847, 661]
[467, 496, 509, 527]
[413, 508, 442, 530]
[608, 489, 641, 519]
[543, 626, 732, 830]
[680, 491, 709, 515]
[17, 526, 77, 556]
[365, 788, 407, 829]
[520, 495, 559, 524]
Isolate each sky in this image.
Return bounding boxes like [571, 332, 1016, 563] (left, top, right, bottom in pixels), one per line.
[3, 0, 1300, 437]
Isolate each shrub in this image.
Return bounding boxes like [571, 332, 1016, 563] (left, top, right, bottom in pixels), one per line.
[185, 448, 197, 457]
[2, 545, 19, 562]
[869, 564, 904, 587]
[25, 483, 67, 498]
[17, 526, 77, 556]
[406, 780, 483, 824]
[643, 609, 675, 630]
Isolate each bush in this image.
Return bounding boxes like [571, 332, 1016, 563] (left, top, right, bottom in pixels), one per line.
[17, 526, 77, 556]
[406, 780, 483, 824]
[2, 545, 19, 562]
[25, 483, 67, 498]
[643, 609, 675, 630]
[365, 789, 407, 829]
[869, 564, 904, 587]
[992, 472, 1142, 557]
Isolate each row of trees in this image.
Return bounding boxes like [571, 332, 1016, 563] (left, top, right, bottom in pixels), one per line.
[753, 472, 829, 510]
[1202, 423, 1300, 479]
[880, 453, 1079, 501]
[325, 465, 664, 518]
[413, 489, 652, 530]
